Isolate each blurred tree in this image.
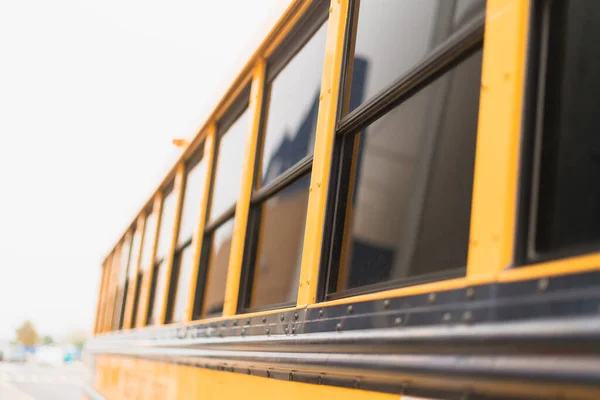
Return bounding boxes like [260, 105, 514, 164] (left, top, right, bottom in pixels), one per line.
[16, 321, 39, 347]
[42, 335, 54, 345]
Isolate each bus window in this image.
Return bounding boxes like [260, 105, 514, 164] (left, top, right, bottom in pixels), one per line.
[240, 20, 327, 311]
[323, 0, 484, 297]
[135, 208, 156, 326]
[147, 185, 176, 325]
[124, 222, 142, 327]
[346, 0, 485, 113]
[528, 0, 600, 259]
[112, 235, 131, 330]
[193, 104, 250, 318]
[166, 148, 207, 324]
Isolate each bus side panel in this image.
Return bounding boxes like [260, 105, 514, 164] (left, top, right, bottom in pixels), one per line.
[92, 355, 399, 400]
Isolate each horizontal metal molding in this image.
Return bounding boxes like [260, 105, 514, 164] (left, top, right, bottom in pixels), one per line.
[87, 270, 600, 398]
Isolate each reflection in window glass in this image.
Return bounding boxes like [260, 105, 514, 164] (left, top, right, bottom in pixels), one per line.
[179, 159, 207, 244]
[148, 259, 166, 325]
[210, 110, 250, 221]
[348, 0, 485, 112]
[203, 218, 235, 316]
[260, 22, 327, 186]
[336, 51, 482, 292]
[171, 245, 194, 323]
[249, 174, 310, 309]
[535, 0, 600, 254]
[156, 190, 176, 261]
[139, 212, 156, 271]
[128, 229, 142, 280]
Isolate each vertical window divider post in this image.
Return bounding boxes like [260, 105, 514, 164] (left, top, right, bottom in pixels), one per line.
[137, 194, 163, 328]
[466, 0, 529, 278]
[123, 214, 146, 330]
[296, 0, 349, 306]
[158, 164, 186, 325]
[184, 128, 215, 322]
[222, 58, 267, 317]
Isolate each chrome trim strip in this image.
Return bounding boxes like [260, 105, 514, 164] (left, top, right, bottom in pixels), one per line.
[87, 315, 600, 351]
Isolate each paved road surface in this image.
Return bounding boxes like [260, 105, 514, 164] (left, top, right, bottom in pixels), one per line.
[0, 362, 83, 400]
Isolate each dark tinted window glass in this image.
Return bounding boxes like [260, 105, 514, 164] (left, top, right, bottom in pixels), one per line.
[156, 190, 176, 261]
[171, 245, 194, 323]
[348, 0, 485, 112]
[534, 0, 600, 254]
[336, 51, 482, 292]
[249, 174, 310, 309]
[260, 22, 327, 186]
[179, 159, 207, 244]
[203, 218, 235, 316]
[139, 212, 157, 272]
[210, 110, 250, 221]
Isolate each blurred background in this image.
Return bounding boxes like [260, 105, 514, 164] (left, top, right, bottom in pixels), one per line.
[0, 0, 288, 398]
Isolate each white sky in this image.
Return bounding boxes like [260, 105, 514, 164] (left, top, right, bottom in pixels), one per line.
[0, 0, 289, 340]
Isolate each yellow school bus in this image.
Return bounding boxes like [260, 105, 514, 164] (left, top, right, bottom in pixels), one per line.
[85, 0, 600, 399]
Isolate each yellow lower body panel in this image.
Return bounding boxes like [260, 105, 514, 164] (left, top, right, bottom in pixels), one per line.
[93, 355, 399, 400]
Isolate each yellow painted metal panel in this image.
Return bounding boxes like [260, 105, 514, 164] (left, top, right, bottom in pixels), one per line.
[296, 0, 350, 306]
[466, 0, 530, 278]
[135, 194, 163, 328]
[93, 355, 398, 400]
[183, 129, 214, 322]
[222, 59, 267, 317]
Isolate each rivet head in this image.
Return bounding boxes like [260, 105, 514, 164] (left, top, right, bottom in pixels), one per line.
[246, 319, 251, 325]
[462, 311, 473, 323]
[319, 309, 324, 318]
[262, 317, 267, 323]
[247, 368, 252, 375]
[336, 323, 342, 331]
[442, 312, 452, 322]
[347, 305, 353, 314]
[394, 317, 402, 326]
[317, 376, 324, 384]
[291, 326, 296, 334]
[289, 372, 294, 381]
[383, 299, 390, 309]
[284, 327, 289, 334]
[538, 278, 549, 292]
[280, 314, 285, 322]
[266, 370, 271, 378]
[266, 328, 270, 335]
[233, 321, 238, 326]
[294, 312, 299, 320]
[466, 287, 475, 299]
[428, 293, 436, 304]
[241, 328, 246, 336]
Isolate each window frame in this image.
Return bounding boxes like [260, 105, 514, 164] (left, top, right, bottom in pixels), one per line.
[146, 181, 175, 326]
[514, 0, 600, 266]
[318, 0, 486, 301]
[192, 91, 251, 320]
[237, 2, 329, 313]
[165, 144, 206, 324]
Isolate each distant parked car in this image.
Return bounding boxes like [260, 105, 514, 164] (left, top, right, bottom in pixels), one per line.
[7, 346, 26, 363]
[35, 346, 64, 366]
